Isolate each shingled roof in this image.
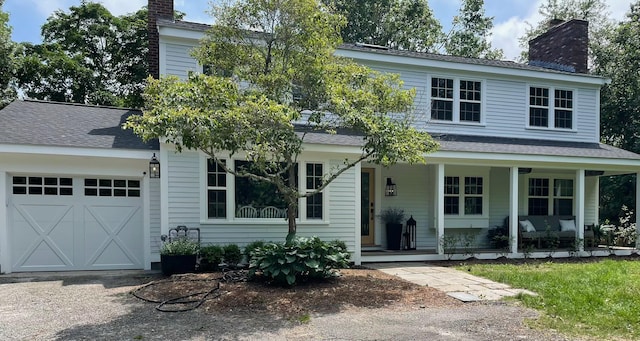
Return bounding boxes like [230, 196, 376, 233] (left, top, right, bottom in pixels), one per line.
[156, 19, 605, 78]
[0, 100, 158, 151]
[300, 130, 640, 161]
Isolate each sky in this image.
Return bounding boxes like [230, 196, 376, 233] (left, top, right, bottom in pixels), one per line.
[3, 0, 637, 61]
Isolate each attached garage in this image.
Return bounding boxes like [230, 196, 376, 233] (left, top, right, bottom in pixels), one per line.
[0, 100, 160, 273]
[9, 175, 144, 271]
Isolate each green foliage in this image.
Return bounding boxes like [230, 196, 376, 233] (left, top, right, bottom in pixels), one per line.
[462, 260, 640, 340]
[323, 0, 443, 52]
[126, 0, 438, 236]
[248, 236, 350, 286]
[244, 240, 266, 257]
[222, 244, 243, 266]
[199, 245, 224, 271]
[377, 207, 405, 224]
[444, 0, 503, 59]
[15, 3, 148, 107]
[0, 0, 15, 108]
[601, 205, 637, 247]
[160, 239, 199, 256]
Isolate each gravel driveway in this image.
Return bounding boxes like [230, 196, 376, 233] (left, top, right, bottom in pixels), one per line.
[0, 271, 577, 341]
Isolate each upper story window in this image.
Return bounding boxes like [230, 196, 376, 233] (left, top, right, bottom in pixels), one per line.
[430, 77, 482, 124]
[528, 86, 573, 130]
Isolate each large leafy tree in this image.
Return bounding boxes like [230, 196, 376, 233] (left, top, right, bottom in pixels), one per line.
[596, 2, 640, 222]
[0, 0, 15, 108]
[325, 0, 443, 52]
[15, 2, 148, 107]
[126, 0, 437, 238]
[444, 0, 503, 59]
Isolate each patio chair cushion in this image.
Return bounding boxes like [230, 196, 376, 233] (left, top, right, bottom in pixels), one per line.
[559, 219, 576, 232]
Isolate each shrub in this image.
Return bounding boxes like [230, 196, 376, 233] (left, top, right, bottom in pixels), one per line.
[223, 244, 243, 267]
[200, 245, 224, 271]
[244, 240, 266, 258]
[248, 236, 351, 286]
[160, 239, 199, 256]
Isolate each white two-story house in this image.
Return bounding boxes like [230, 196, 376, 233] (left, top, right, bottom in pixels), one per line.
[0, 0, 638, 272]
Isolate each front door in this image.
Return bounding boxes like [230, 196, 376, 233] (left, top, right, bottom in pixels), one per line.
[361, 168, 375, 245]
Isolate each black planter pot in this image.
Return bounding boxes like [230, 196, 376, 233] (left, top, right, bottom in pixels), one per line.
[386, 223, 403, 250]
[160, 254, 197, 275]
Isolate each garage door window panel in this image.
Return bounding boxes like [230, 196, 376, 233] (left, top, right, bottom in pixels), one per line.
[85, 178, 140, 197]
[12, 176, 73, 195]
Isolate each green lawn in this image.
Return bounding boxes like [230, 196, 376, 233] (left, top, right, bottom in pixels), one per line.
[459, 259, 640, 340]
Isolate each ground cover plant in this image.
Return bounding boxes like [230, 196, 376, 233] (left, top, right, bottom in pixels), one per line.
[460, 259, 640, 340]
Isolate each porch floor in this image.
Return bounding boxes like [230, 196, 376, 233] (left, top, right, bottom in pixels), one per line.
[360, 246, 635, 263]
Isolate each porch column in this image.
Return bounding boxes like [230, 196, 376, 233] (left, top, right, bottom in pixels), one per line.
[509, 167, 519, 254]
[636, 172, 640, 250]
[435, 164, 445, 255]
[575, 169, 585, 251]
[354, 162, 362, 265]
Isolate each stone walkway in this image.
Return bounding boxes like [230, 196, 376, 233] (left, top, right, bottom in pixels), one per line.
[368, 262, 537, 302]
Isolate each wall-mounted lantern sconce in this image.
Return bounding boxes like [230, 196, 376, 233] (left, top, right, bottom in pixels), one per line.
[149, 153, 160, 178]
[385, 177, 397, 196]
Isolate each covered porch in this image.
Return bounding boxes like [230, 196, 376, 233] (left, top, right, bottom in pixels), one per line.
[354, 152, 640, 264]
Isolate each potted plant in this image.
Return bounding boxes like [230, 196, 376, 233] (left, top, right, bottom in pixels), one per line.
[160, 238, 199, 275]
[379, 207, 405, 250]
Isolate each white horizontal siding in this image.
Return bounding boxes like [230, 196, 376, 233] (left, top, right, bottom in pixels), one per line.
[164, 152, 357, 252]
[353, 59, 600, 143]
[164, 43, 199, 79]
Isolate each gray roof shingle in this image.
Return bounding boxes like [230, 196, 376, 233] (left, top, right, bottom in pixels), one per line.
[301, 130, 640, 161]
[156, 19, 605, 78]
[0, 100, 158, 151]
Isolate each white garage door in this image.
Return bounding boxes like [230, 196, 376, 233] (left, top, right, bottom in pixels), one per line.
[9, 176, 144, 272]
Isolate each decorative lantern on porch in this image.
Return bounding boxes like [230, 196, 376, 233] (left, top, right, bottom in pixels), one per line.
[405, 215, 416, 250]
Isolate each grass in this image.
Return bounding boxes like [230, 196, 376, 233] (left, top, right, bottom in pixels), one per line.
[460, 259, 640, 340]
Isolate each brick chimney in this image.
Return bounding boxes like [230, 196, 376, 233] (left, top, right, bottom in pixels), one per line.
[148, 0, 174, 78]
[528, 19, 589, 73]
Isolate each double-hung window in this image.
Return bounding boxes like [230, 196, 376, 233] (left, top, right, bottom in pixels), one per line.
[528, 86, 574, 129]
[305, 163, 323, 219]
[431, 77, 482, 123]
[527, 177, 574, 216]
[444, 176, 484, 215]
[207, 159, 227, 219]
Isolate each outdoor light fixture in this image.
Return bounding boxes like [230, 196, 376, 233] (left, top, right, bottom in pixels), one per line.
[149, 153, 160, 178]
[385, 177, 397, 196]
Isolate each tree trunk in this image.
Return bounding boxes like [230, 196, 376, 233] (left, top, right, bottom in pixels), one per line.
[286, 164, 298, 244]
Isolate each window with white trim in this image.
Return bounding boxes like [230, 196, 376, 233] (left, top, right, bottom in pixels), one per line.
[430, 77, 482, 123]
[207, 159, 227, 219]
[527, 178, 573, 216]
[528, 86, 573, 129]
[444, 176, 484, 215]
[305, 163, 323, 219]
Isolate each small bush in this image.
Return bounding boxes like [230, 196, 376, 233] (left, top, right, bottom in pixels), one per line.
[223, 244, 242, 267]
[248, 236, 351, 286]
[244, 240, 266, 258]
[200, 245, 224, 271]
